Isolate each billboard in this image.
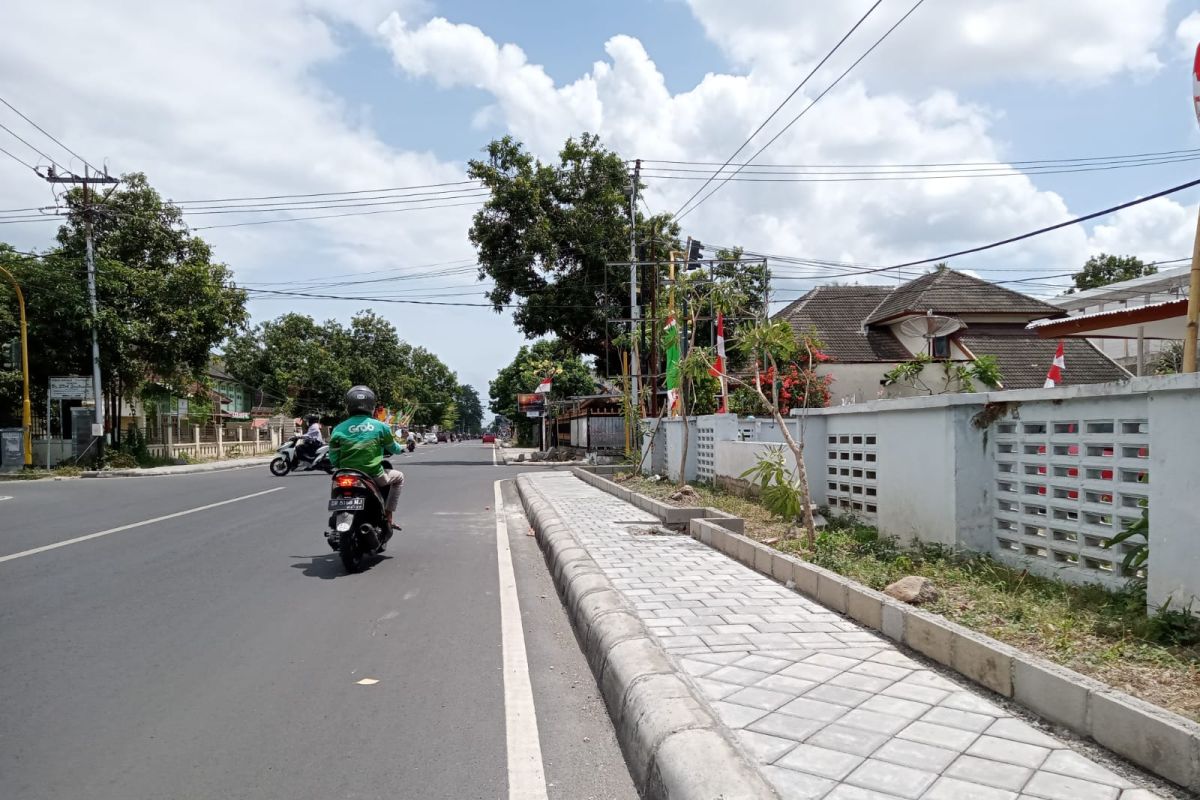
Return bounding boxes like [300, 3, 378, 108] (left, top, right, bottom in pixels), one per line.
[516, 393, 544, 416]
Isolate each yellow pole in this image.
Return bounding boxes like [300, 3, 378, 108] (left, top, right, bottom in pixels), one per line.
[0, 265, 31, 467]
[1182, 204, 1200, 372]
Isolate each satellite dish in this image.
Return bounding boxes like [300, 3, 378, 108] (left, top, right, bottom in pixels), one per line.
[898, 309, 964, 340]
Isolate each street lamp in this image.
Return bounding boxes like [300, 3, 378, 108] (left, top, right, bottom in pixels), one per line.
[0, 264, 31, 467]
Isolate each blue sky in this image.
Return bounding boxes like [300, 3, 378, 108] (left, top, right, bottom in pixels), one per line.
[2, 0, 1200, 397]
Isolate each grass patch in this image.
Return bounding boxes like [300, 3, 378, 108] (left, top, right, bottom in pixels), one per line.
[0, 464, 83, 480]
[616, 473, 1200, 722]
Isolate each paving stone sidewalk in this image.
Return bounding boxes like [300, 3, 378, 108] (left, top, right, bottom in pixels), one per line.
[525, 472, 1171, 800]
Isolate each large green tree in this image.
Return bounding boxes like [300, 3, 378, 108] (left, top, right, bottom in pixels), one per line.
[455, 384, 484, 434]
[0, 174, 246, 428]
[489, 338, 595, 444]
[223, 310, 460, 427]
[468, 133, 679, 367]
[1070, 254, 1156, 293]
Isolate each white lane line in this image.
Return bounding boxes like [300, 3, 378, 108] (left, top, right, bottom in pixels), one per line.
[494, 479, 548, 800]
[492, 447, 497, 467]
[0, 496, 11, 502]
[0, 486, 286, 565]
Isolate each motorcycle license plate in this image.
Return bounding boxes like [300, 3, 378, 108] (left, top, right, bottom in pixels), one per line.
[328, 497, 365, 511]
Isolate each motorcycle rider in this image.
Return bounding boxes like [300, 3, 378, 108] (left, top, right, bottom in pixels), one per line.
[296, 413, 324, 469]
[328, 386, 404, 530]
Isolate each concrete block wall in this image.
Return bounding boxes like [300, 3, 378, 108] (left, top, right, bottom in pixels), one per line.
[683, 374, 1200, 612]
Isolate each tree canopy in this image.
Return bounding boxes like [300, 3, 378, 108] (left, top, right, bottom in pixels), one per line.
[455, 384, 484, 433]
[1070, 254, 1156, 293]
[489, 338, 595, 443]
[468, 133, 678, 365]
[223, 310, 459, 426]
[0, 173, 246, 425]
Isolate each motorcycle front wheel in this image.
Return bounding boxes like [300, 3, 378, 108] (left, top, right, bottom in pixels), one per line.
[269, 456, 291, 476]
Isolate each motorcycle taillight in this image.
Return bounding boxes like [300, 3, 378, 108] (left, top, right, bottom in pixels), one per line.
[335, 475, 360, 489]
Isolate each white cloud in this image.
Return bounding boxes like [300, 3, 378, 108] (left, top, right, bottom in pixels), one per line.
[686, 0, 1169, 85]
[1178, 11, 1200, 59]
[1085, 197, 1197, 263]
[0, 0, 511, 393]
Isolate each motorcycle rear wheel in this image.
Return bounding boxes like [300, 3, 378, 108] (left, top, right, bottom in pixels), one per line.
[269, 457, 291, 476]
[340, 532, 367, 573]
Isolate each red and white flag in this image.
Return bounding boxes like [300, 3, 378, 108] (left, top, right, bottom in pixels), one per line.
[1043, 341, 1065, 388]
[709, 312, 728, 412]
[534, 375, 552, 394]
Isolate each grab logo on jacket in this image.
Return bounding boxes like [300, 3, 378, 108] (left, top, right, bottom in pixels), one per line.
[347, 422, 378, 434]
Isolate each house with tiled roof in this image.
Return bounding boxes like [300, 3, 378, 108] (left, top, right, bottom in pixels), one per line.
[774, 268, 1129, 404]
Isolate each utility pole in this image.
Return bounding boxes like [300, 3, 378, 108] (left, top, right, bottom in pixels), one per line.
[41, 165, 119, 461]
[629, 159, 641, 415]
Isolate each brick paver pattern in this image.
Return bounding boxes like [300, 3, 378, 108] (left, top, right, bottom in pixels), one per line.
[527, 473, 1162, 800]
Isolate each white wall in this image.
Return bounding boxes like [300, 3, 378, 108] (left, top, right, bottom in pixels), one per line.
[680, 375, 1200, 613]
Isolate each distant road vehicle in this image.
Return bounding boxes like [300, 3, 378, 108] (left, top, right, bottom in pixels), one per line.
[482, 433, 496, 443]
[423, 432, 438, 445]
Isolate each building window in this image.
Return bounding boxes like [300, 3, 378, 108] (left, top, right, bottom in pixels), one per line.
[931, 335, 951, 359]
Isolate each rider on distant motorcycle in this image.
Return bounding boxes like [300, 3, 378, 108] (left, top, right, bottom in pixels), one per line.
[328, 386, 404, 529]
[296, 413, 324, 469]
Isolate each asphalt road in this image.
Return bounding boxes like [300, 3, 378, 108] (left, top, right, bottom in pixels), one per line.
[0, 443, 637, 800]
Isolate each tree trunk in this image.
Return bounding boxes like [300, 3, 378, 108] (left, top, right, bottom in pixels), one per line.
[677, 389, 689, 486]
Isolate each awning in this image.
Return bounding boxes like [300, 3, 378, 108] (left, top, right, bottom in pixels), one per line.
[1027, 298, 1188, 340]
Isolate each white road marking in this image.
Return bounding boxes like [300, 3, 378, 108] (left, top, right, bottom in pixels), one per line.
[0, 496, 11, 502]
[355, 678, 379, 686]
[494, 479, 548, 800]
[0, 486, 286, 565]
[492, 446, 498, 467]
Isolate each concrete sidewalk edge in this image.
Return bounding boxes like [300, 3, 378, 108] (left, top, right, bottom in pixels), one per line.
[571, 465, 1200, 793]
[515, 473, 780, 800]
[81, 456, 273, 478]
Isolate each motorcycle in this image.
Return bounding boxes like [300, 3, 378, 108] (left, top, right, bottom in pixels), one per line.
[270, 435, 332, 476]
[406, 439, 415, 452]
[324, 461, 399, 572]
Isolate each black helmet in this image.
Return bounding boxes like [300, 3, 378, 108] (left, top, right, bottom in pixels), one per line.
[305, 414, 321, 426]
[345, 385, 376, 416]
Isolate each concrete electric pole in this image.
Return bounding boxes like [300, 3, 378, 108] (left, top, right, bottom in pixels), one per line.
[629, 159, 641, 415]
[41, 165, 119, 461]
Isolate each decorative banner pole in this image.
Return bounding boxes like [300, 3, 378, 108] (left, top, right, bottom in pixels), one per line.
[1184, 41, 1200, 372]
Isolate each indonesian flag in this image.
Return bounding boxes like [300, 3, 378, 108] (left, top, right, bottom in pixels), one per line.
[1044, 341, 1065, 388]
[709, 312, 728, 413]
[1193, 42, 1200, 128]
[534, 375, 552, 394]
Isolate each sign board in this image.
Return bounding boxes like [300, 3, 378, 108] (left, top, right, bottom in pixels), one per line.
[178, 398, 188, 416]
[91, 423, 104, 437]
[516, 393, 544, 415]
[49, 376, 93, 401]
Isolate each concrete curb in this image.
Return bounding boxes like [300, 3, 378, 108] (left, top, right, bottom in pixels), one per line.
[579, 467, 1200, 793]
[81, 456, 273, 478]
[515, 474, 779, 800]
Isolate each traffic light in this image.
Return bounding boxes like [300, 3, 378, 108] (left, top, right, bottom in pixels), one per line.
[687, 240, 703, 266]
[2, 339, 16, 370]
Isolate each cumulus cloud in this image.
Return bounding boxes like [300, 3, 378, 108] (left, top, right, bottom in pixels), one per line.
[686, 0, 1169, 85]
[0, 0, 509, 392]
[1178, 11, 1200, 59]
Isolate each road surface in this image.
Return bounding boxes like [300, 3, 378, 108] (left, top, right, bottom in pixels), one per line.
[0, 442, 637, 800]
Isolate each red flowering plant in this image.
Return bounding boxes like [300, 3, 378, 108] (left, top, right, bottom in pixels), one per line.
[754, 332, 833, 412]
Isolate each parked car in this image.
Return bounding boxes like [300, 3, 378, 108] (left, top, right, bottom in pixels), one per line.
[482, 433, 496, 444]
[423, 432, 438, 445]
[437, 431, 448, 443]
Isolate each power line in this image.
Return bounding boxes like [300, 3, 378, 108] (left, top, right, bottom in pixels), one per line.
[677, 0, 927, 221]
[172, 179, 481, 205]
[0, 121, 66, 171]
[643, 153, 1200, 182]
[0, 144, 35, 171]
[641, 147, 1200, 170]
[190, 198, 486, 230]
[179, 189, 490, 216]
[671, 0, 885, 219]
[0, 95, 101, 174]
